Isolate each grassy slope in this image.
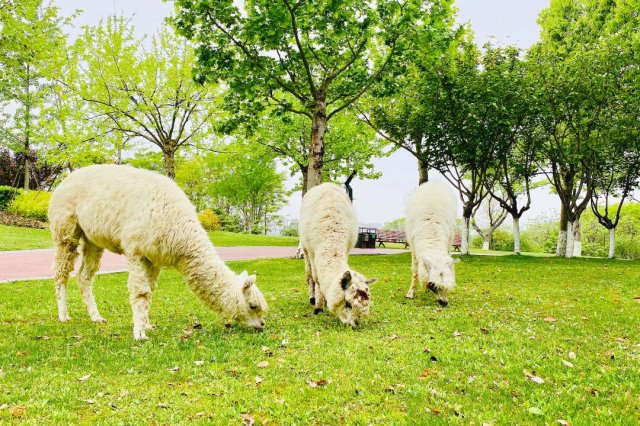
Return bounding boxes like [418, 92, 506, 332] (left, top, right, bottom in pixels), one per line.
[1, 254, 639, 424]
[0, 225, 298, 251]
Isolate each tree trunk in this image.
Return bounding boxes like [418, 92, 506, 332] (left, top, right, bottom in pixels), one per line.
[24, 64, 31, 191]
[572, 219, 582, 257]
[513, 216, 521, 255]
[482, 238, 490, 250]
[565, 220, 574, 259]
[306, 98, 327, 191]
[608, 227, 616, 259]
[301, 166, 309, 197]
[556, 205, 567, 257]
[23, 153, 30, 191]
[461, 215, 470, 255]
[418, 158, 429, 185]
[163, 147, 176, 179]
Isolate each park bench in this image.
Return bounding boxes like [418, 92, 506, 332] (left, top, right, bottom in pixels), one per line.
[452, 235, 462, 251]
[376, 230, 409, 248]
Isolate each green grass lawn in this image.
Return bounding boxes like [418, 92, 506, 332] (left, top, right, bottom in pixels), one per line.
[0, 224, 52, 251]
[0, 225, 298, 251]
[2, 254, 639, 424]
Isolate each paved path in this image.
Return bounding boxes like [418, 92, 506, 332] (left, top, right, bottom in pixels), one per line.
[0, 246, 407, 283]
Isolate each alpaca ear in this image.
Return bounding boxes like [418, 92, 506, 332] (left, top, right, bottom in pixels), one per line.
[365, 278, 377, 284]
[243, 273, 256, 290]
[341, 271, 352, 290]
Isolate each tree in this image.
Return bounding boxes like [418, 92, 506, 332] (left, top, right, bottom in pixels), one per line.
[0, 0, 70, 189]
[532, 0, 639, 258]
[172, 0, 439, 191]
[471, 196, 508, 251]
[480, 45, 540, 255]
[207, 141, 288, 234]
[252, 110, 385, 196]
[361, 2, 460, 184]
[71, 17, 221, 178]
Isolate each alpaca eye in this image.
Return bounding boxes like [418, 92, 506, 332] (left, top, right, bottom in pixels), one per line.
[249, 304, 258, 310]
[345, 301, 352, 309]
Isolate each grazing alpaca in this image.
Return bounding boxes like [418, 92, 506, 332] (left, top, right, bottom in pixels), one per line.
[49, 164, 267, 340]
[405, 181, 458, 306]
[299, 183, 375, 326]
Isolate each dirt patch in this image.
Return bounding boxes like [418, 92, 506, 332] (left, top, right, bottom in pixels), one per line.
[0, 211, 48, 229]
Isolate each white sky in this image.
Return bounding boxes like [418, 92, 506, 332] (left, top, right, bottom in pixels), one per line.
[55, 0, 556, 228]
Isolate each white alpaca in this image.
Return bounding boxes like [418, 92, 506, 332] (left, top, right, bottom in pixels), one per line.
[405, 181, 459, 306]
[48, 165, 268, 340]
[298, 183, 375, 326]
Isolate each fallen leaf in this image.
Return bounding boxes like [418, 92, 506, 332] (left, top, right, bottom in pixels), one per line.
[281, 339, 289, 346]
[468, 376, 476, 383]
[194, 360, 205, 366]
[417, 369, 437, 380]
[10, 406, 26, 417]
[0, 403, 8, 410]
[16, 351, 27, 356]
[389, 334, 400, 340]
[83, 399, 95, 405]
[183, 328, 194, 336]
[77, 374, 91, 382]
[633, 296, 640, 304]
[255, 376, 263, 385]
[568, 351, 577, 360]
[422, 347, 431, 353]
[544, 316, 557, 322]
[528, 407, 543, 416]
[0, 369, 5, 377]
[97, 392, 104, 397]
[523, 369, 545, 384]
[158, 402, 169, 408]
[306, 378, 329, 387]
[562, 359, 574, 368]
[257, 361, 269, 368]
[480, 328, 489, 334]
[242, 413, 255, 426]
[193, 321, 202, 329]
[167, 367, 180, 373]
[557, 420, 570, 426]
[453, 330, 461, 337]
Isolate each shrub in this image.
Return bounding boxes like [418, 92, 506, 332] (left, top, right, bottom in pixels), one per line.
[281, 219, 299, 237]
[198, 209, 222, 231]
[7, 191, 51, 221]
[0, 185, 19, 210]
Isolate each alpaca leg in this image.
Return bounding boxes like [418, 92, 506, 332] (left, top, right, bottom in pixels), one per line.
[313, 281, 325, 314]
[127, 256, 154, 340]
[78, 239, 106, 322]
[142, 262, 160, 331]
[405, 252, 419, 299]
[303, 248, 316, 305]
[53, 243, 79, 322]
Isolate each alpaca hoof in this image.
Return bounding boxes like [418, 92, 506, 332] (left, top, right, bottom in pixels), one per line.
[133, 330, 148, 340]
[309, 297, 316, 306]
[92, 316, 107, 323]
[313, 307, 323, 315]
[59, 315, 71, 322]
[144, 323, 156, 331]
[437, 299, 448, 307]
[405, 294, 415, 299]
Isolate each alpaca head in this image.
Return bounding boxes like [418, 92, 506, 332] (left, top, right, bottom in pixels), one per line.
[330, 270, 375, 327]
[420, 254, 459, 306]
[233, 271, 268, 329]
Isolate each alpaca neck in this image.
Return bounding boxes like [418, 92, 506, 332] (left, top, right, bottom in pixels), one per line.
[314, 246, 350, 285]
[178, 243, 243, 321]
